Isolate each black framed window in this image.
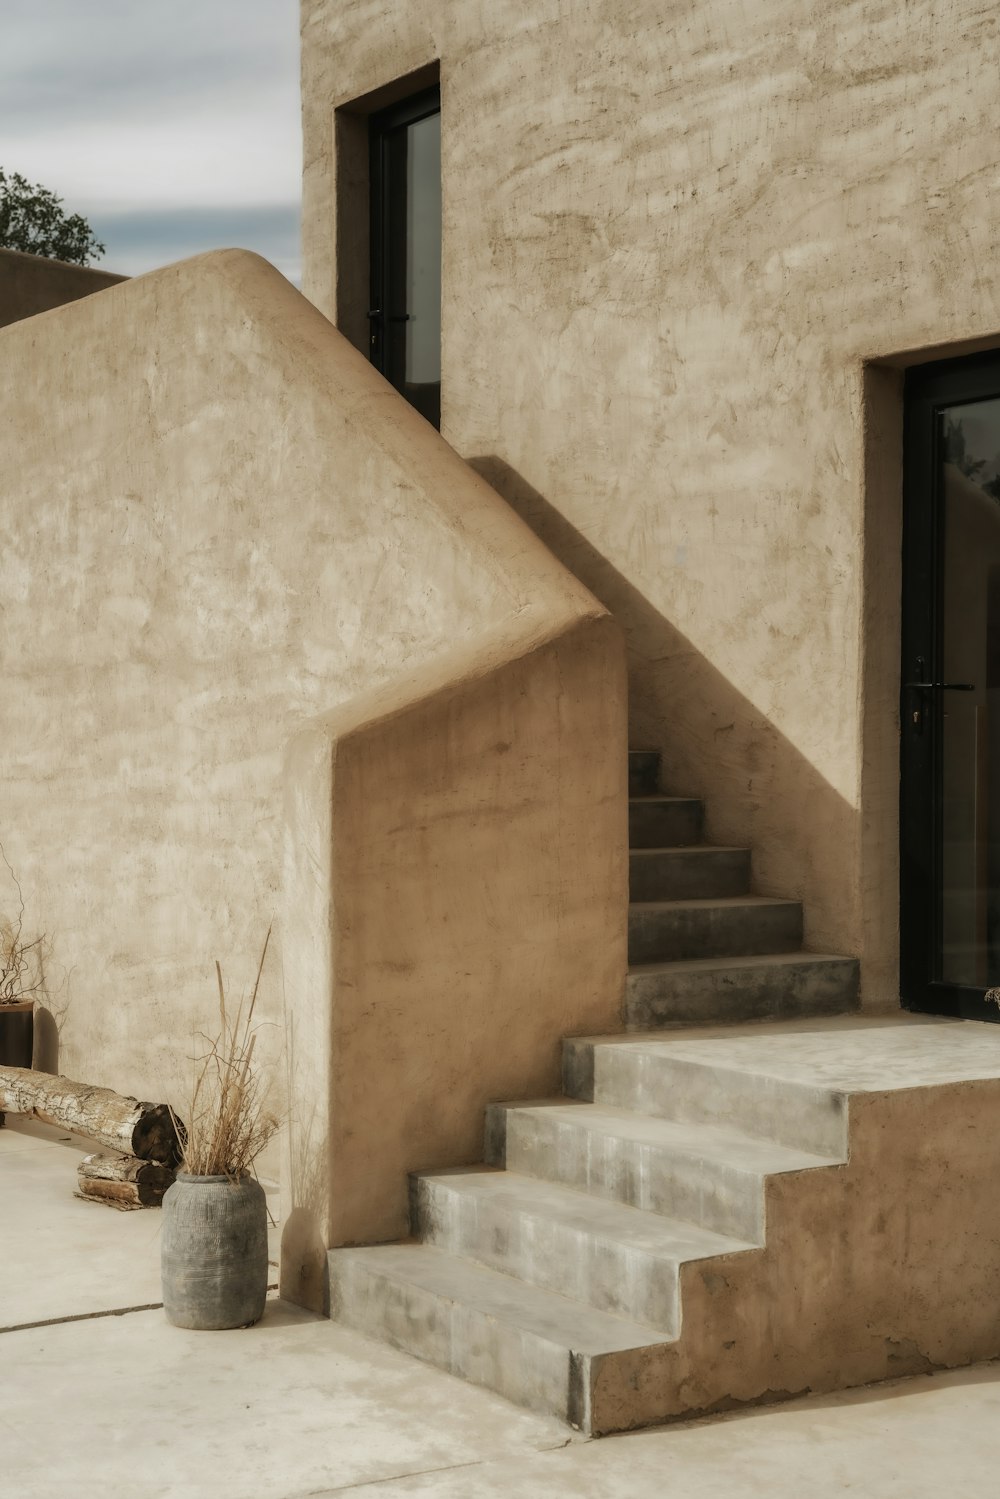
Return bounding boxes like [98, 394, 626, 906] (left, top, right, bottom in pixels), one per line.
[368, 86, 441, 428]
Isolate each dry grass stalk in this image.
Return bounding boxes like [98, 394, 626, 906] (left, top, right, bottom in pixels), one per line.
[0, 842, 44, 1007]
[175, 927, 280, 1179]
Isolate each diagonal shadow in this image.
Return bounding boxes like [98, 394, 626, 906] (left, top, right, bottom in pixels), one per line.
[470, 456, 862, 965]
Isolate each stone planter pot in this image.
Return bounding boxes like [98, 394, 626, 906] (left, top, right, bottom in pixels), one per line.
[0, 1000, 33, 1068]
[161, 1173, 268, 1330]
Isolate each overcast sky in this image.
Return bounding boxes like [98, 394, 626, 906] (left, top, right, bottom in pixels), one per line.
[0, 0, 302, 282]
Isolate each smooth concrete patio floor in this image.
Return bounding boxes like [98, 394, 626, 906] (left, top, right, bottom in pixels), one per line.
[3, 1114, 1000, 1497]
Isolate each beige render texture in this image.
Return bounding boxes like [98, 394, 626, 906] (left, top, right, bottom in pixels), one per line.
[300, 0, 1000, 1007]
[0, 252, 626, 1268]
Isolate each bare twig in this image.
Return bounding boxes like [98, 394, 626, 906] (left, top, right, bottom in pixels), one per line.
[177, 926, 279, 1179]
[0, 841, 45, 1007]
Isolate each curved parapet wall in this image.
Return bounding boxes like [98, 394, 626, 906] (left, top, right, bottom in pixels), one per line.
[0, 251, 626, 1301]
[0, 247, 126, 328]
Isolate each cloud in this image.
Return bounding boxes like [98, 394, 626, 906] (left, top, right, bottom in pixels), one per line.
[0, 0, 301, 277]
[94, 204, 301, 284]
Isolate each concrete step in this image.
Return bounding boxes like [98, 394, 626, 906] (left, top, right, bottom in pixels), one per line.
[327, 1240, 671, 1431]
[562, 1032, 849, 1155]
[625, 952, 860, 1028]
[629, 846, 751, 902]
[629, 796, 703, 849]
[628, 895, 803, 964]
[628, 749, 660, 797]
[486, 1099, 838, 1240]
[412, 1165, 750, 1333]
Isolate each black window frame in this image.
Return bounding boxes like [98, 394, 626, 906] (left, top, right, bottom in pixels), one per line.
[368, 84, 441, 427]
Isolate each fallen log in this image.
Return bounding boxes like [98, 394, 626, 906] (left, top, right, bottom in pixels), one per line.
[75, 1152, 176, 1210]
[0, 1066, 184, 1165]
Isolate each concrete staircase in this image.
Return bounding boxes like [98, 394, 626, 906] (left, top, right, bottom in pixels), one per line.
[327, 753, 1000, 1434]
[625, 748, 859, 1027]
[326, 750, 878, 1430]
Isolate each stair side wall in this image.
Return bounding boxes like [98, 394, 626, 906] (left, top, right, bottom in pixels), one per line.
[586, 1079, 1000, 1432]
[0, 251, 620, 1196]
[281, 611, 627, 1310]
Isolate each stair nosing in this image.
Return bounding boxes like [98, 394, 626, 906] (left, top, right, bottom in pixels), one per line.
[498, 1098, 843, 1170]
[331, 1241, 673, 1354]
[627, 951, 858, 975]
[415, 1165, 756, 1259]
[629, 845, 750, 857]
[628, 895, 801, 911]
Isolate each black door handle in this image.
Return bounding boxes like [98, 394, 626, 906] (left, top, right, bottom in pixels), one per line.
[904, 681, 976, 691]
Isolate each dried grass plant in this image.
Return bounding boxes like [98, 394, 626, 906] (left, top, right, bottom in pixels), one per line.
[175, 927, 280, 1179]
[0, 843, 44, 1008]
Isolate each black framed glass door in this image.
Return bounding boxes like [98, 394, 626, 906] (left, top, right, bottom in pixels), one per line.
[369, 86, 441, 427]
[902, 353, 1000, 1018]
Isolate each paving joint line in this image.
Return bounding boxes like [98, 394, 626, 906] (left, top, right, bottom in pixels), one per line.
[0, 1282, 281, 1336]
[0, 1302, 165, 1334]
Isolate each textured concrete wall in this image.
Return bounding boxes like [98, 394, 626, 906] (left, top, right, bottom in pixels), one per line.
[0, 248, 124, 327]
[301, 0, 1000, 1002]
[0, 252, 624, 1207]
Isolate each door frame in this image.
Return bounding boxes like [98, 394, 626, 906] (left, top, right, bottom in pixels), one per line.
[901, 349, 1000, 1020]
[368, 84, 441, 427]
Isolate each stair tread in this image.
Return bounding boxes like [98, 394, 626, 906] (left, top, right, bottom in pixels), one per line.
[629, 895, 800, 911]
[502, 1099, 841, 1171]
[629, 794, 700, 804]
[333, 1241, 672, 1354]
[630, 845, 750, 857]
[418, 1166, 754, 1258]
[628, 951, 856, 976]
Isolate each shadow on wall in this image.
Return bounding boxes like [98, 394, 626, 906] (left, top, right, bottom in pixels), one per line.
[32, 1008, 59, 1073]
[469, 456, 862, 963]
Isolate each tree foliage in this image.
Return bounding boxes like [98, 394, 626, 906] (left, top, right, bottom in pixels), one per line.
[0, 168, 105, 266]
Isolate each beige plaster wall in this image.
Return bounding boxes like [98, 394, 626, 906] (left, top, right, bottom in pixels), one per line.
[0, 248, 124, 328]
[301, 0, 1000, 1003]
[0, 252, 624, 1212]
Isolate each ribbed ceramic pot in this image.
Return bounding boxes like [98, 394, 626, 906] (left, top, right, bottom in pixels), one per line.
[0, 1000, 33, 1068]
[161, 1173, 268, 1330]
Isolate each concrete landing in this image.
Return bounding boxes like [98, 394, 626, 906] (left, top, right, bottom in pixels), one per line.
[588, 1011, 1000, 1091]
[5, 1112, 1000, 1496]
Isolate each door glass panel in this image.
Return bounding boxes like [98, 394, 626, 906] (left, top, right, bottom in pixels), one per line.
[939, 399, 1000, 987]
[404, 110, 441, 391]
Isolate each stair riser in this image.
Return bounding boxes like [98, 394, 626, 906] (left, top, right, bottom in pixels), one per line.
[629, 801, 703, 848]
[629, 849, 750, 902]
[563, 1044, 848, 1155]
[413, 1176, 682, 1334]
[628, 752, 660, 797]
[497, 1109, 766, 1241]
[625, 958, 860, 1028]
[327, 1250, 589, 1426]
[628, 902, 802, 964]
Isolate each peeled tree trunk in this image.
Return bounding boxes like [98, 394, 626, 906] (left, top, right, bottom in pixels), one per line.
[0, 1066, 183, 1164]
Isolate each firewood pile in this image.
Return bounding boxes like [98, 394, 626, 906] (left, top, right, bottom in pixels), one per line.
[0, 1065, 184, 1210]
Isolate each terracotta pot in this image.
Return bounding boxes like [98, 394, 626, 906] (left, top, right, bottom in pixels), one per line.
[0, 1000, 33, 1068]
[161, 1173, 268, 1330]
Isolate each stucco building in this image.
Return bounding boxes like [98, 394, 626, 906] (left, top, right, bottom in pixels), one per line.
[4, 0, 1000, 1434]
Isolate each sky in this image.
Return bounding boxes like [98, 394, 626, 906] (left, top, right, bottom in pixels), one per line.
[0, 0, 302, 283]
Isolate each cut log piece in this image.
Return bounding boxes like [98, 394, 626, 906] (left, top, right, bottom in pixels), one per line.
[75, 1152, 176, 1210]
[0, 1066, 183, 1164]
